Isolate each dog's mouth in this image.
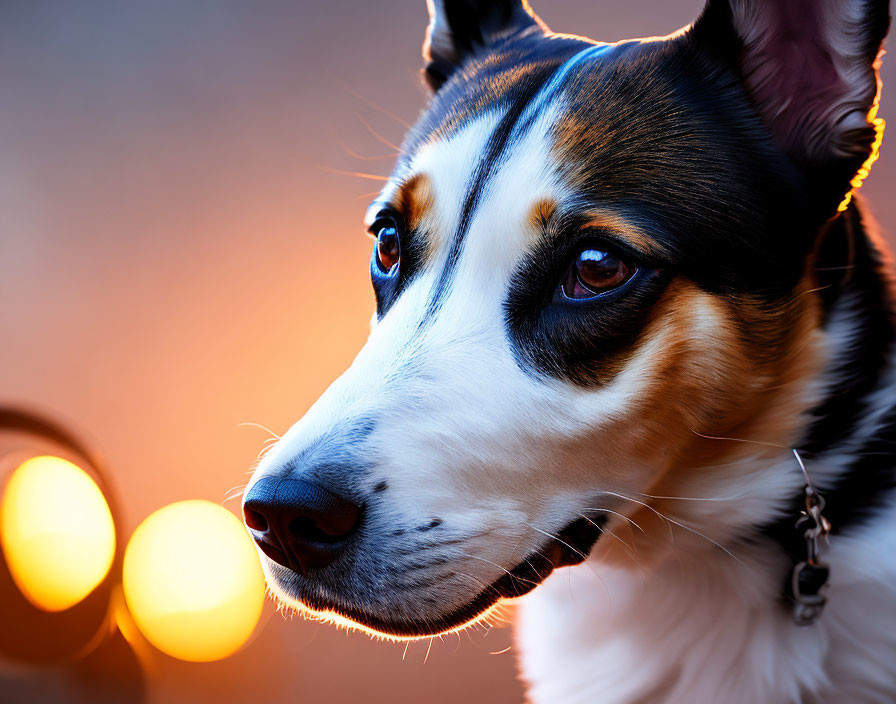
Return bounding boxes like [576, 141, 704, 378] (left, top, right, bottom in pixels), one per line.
[285, 514, 607, 639]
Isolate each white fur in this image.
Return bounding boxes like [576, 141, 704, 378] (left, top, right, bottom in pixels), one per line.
[518, 493, 896, 704]
[519, 545, 825, 704]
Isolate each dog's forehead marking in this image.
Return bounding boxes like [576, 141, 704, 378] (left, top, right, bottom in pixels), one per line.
[369, 42, 625, 326]
[455, 110, 567, 281]
[368, 112, 503, 266]
[409, 114, 504, 264]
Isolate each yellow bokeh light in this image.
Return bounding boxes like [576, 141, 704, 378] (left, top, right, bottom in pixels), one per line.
[0, 455, 116, 612]
[122, 500, 265, 662]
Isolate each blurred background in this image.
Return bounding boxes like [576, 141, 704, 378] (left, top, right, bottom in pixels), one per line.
[1, 0, 894, 702]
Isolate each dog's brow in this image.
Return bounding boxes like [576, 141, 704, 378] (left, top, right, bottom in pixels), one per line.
[365, 174, 434, 230]
[395, 174, 435, 232]
[527, 198, 557, 229]
[577, 210, 664, 256]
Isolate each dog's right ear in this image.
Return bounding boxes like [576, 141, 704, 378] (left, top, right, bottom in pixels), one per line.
[422, 0, 548, 91]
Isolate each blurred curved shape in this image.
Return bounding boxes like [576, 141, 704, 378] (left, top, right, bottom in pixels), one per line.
[1, 455, 116, 611]
[0, 404, 123, 664]
[123, 500, 265, 662]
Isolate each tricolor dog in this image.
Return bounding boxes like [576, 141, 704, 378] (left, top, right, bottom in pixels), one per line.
[243, 1, 896, 701]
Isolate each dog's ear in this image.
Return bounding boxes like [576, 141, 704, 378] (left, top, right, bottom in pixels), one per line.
[693, 0, 891, 215]
[422, 0, 548, 90]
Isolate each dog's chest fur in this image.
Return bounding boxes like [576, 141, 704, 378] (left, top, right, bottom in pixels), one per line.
[517, 511, 896, 704]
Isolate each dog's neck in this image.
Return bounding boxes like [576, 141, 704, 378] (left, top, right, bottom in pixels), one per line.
[763, 202, 896, 594]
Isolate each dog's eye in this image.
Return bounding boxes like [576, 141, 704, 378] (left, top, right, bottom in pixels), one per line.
[373, 221, 401, 274]
[560, 248, 634, 300]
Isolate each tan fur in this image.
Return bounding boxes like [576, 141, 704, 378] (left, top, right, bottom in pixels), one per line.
[588, 275, 825, 566]
[527, 198, 557, 230]
[578, 209, 668, 257]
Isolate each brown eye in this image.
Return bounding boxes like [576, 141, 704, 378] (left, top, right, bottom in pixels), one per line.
[561, 248, 633, 299]
[374, 225, 400, 274]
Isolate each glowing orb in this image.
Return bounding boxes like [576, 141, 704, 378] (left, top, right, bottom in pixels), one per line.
[0, 455, 116, 612]
[122, 500, 265, 662]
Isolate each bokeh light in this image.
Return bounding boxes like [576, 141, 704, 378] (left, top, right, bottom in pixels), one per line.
[122, 500, 265, 662]
[0, 455, 116, 612]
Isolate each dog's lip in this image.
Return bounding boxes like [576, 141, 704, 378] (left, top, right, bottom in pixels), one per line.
[281, 514, 607, 639]
[491, 514, 607, 599]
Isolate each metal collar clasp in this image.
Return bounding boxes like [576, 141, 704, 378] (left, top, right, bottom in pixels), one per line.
[790, 450, 832, 625]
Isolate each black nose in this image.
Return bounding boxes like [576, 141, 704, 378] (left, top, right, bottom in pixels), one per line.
[243, 477, 362, 574]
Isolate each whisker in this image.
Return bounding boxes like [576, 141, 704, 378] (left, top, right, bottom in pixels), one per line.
[338, 140, 400, 161]
[630, 490, 749, 503]
[506, 532, 527, 563]
[256, 442, 280, 461]
[358, 114, 402, 151]
[815, 264, 855, 272]
[579, 514, 638, 561]
[586, 507, 645, 532]
[223, 483, 248, 496]
[458, 552, 537, 586]
[321, 166, 390, 182]
[326, 72, 413, 129]
[690, 429, 788, 449]
[529, 537, 611, 602]
[223, 485, 248, 506]
[587, 492, 742, 564]
[454, 571, 503, 598]
[237, 421, 281, 439]
[524, 522, 588, 563]
[797, 283, 832, 297]
[390, 529, 497, 556]
[591, 490, 673, 541]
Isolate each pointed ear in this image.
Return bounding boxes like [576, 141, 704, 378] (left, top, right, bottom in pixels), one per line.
[423, 0, 549, 90]
[693, 0, 891, 213]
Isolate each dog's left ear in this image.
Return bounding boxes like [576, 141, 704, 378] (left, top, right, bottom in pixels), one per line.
[693, 0, 891, 215]
[422, 0, 549, 90]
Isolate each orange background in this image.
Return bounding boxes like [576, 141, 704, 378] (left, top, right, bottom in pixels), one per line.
[2, 1, 895, 702]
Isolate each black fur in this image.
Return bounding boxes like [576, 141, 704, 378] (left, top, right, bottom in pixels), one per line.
[764, 204, 896, 594]
[504, 34, 810, 385]
[805, 206, 896, 456]
[423, 0, 544, 90]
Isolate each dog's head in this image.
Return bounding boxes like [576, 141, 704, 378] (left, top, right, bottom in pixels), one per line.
[244, 0, 889, 637]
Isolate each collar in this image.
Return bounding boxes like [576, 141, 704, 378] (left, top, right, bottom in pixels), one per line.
[784, 450, 832, 625]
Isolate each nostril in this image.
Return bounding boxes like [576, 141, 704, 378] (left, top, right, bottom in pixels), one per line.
[289, 515, 356, 544]
[243, 477, 362, 572]
[244, 507, 268, 532]
[290, 516, 326, 543]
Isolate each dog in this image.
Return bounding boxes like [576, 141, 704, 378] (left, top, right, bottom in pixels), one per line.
[243, 1, 896, 701]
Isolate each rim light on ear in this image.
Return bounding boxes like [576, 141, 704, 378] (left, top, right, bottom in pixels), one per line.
[838, 110, 886, 213]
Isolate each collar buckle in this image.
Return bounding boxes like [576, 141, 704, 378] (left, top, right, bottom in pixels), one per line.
[790, 456, 832, 626]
